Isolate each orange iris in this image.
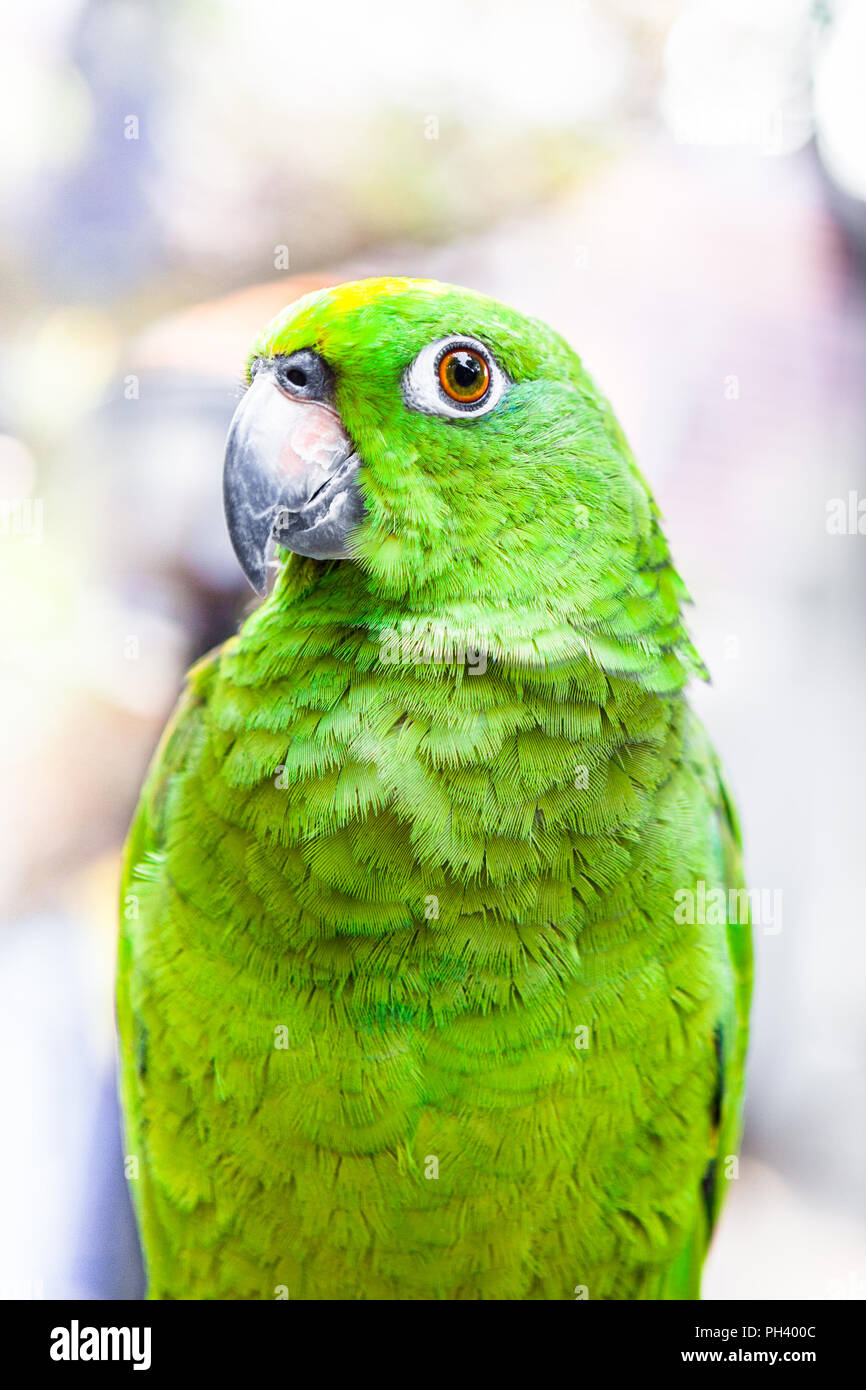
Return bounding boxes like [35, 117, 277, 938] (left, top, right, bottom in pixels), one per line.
[438, 349, 490, 403]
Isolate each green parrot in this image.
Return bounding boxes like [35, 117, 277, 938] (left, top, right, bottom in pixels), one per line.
[117, 276, 751, 1301]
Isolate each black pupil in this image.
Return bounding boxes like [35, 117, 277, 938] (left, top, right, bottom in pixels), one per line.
[286, 367, 307, 387]
[452, 352, 481, 388]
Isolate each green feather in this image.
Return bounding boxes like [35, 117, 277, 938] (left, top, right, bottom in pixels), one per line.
[117, 277, 751, 1300]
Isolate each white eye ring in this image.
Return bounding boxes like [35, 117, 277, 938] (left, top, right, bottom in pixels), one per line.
[402, 336, 508, 420]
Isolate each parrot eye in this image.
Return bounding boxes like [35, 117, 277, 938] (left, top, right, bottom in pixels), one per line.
[403, 336, 508, 420]
[439, 349, 489, 403]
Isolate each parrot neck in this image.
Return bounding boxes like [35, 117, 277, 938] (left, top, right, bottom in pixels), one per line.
[260, 551, 703, 695]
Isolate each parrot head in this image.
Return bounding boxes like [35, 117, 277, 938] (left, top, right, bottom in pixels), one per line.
[223, 277, 693, 679]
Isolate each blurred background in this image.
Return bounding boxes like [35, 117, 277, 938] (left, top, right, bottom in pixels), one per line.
[1, 0, 864, 1301]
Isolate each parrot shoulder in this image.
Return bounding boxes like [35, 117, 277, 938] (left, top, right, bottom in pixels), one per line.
[120, 640, 230, 897]
[700, 735, 753, 1265]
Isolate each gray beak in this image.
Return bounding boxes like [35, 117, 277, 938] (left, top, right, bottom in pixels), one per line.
[223, 364, 364, 593]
